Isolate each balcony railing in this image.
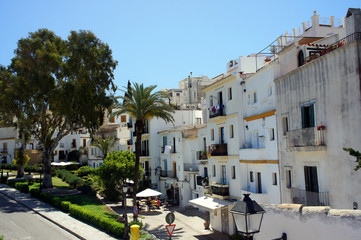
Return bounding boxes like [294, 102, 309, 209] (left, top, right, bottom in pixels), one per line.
[140, 150, 149, 156]
[210, 183, 229, 196]
[184, 163, 198, 172]
[210, 143, 228, 156]
[241, 141, 265, 149]
[286, 127, 326, 147]
[291, 188, 329, 206]
[209, 105, 225, 119]
[160, 170, 176, 178]
[197, 150, 208, 160]
[196, 176, 208, 186]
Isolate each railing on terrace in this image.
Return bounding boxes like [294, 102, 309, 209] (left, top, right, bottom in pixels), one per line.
[210, 183, 229, 196]
[286, 127, 326, 147]
[209, 105, 225, 118]
[196, 176, 208, 186]
[304, 32, 361, 64]
[196, 150, 208, 160]
[210, 143, 228, 156]
[160, 170, 176, 178]
[184, 163, 198, 172]
[241, 141, 265, 149]
[291, 188, 329, 206]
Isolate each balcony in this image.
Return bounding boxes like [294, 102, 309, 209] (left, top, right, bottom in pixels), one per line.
[291, 188, 329, 206]
[160, 170, 176, 178]
[286, 127, 326, 151]
[210, 143, 227, 156]
[196, 176, 208, 186]
[140, 150, 149, 157]
[209, 105, 225, 119]
[127, 139, 133, 145]
[241, 141, 265, 149]
[184, 163, 198, 172]
[210, 183, 229, 199]
[197, 150, 208, 160]
[127, 122, 133, 129]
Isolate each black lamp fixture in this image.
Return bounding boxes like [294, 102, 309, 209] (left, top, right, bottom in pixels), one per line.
[230, 194, 265, 240]
[230, 194, 287, 240]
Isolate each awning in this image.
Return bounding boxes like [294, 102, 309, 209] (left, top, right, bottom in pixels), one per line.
[189, 196, 234, 211]
[136, 188, 162, 198]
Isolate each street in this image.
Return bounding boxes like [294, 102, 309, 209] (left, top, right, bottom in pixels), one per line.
[0, 193, 78, 240]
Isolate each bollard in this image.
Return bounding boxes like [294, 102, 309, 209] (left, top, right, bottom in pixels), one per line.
[130, 224, 140, 240]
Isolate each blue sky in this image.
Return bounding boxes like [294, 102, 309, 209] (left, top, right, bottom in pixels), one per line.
[0, 0, 357, 92]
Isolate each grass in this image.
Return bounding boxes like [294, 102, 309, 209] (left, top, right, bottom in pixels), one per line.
[58, 194, 118, 220]
[52, 177, 72, 189]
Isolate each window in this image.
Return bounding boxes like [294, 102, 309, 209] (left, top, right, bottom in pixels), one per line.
[196, 118, 202, 125]
[221, 165, 226, 184]
[210, 96, 214, 106]
[121, 115, 127, 122]
[253, 91, 257, 103]
[72, 139, 76, 148]
[247, 94, 251, 105]
[272, 172, 277, 185]
[301, 103, 315, 128]
[228, 87, 232, 100]
[230, 125, 234, 138]
[211, 129, 214, 141]
[270, 128, 275, 141]
[282, 117, 289, 136]
[268, 85, 273, 96]
[109, 116, 115, 123]
[250, 171, 254, 182]
[213, 165, 216, 177]
[232, 166, 236, 179]
[219, 127, 224, 144]
[286, 170, 292, 188]
[83, 139, 86, 147]
[2, 143, 7, 153]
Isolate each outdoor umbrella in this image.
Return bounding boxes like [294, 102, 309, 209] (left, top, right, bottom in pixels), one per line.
[136, 188, 162, 198]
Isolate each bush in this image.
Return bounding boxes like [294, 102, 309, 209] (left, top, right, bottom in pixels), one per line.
[54, 169, 84, 188]
[29, 183, 40, 197]
[15, 182, 29, 193]
[1, 163, 17, 170]
[129, 220, 144, 230]
[0, 176, 8, 184]
[75, 166, 95, 177]
[39, 192, 53, 203]
[7, 178, 27, 188]
[77, 184, 96, 197]
[61, 201, 71, 212]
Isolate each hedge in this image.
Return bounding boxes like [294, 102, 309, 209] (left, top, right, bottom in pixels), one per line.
[29, 183, 41, 197]
[1, 163, 41, 172]
[15, 182, 29, 194]
[75, 166, 95, 177]
[0, 176, 8, 184]
[54, 169, 84, 188]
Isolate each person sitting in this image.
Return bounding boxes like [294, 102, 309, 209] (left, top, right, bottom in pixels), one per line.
[147, 197, 151, 211]
[156, 197, 161, 209]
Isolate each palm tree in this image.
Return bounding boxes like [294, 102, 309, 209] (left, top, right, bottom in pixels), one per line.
[91, 135, 119, 160]
[113, 82, 174, 206]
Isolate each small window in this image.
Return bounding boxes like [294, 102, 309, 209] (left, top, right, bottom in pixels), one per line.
[286, 170, 292, 188]
[211, 129, 214, 141]
[282, 117, 289, 136]
[270, 128, 275, 141]
[210, 96, 214, 106]
[213, 165, 216, 177]
[268, 85, 273, 96]
[196, 118, 202, 125]
[272, 172, 277, 185]
[232, 166, 236, 179]
[247, 94, 251, 105]
[83, 139, 87, 147]
[253, 91, 257, 103]
[301, 103, 315, 128]
[228, 87, 232, 100]
[109, 116, 115, 123]
[72, 139, 76, 148]
[230, 125, 234, 138]
[121, 115, 127, 123]
[3, 143, 8, 153]
[250, 171, 254, 182]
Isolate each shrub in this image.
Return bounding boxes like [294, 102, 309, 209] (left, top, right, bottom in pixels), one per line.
[51, 196, 63, 208]
[15, 182, 29, 193]
[0, 176, 8, 184]
[29, 183, 40, 197]
[61, 201, 71, 212]
[75, 166, 95, 177]
[77, 184, 96, 197]
[129, 220, 143, 230]
[1, 163, 17, 170]
[39, 192, 53, 203]
[7, 178, 27, 188]
[54, 169, 84, 188]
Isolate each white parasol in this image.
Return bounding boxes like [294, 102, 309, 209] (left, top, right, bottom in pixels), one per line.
[136, 188, 162, 198]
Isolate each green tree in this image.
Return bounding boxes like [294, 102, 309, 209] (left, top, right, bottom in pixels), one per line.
[91, 135, 119, 160]
[96, 150, 142, 201]
[113, 83, 174, 205]
[1, 29, 117, 188]
[343, 147, 361, 171]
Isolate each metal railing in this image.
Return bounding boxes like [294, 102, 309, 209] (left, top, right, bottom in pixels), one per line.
[209, 105, 225, 118]
[210, 143, 228, 156]
[160, 170, 176, 178]
[241, 141, 265, 149]
[291, 188, 329, 206]
[197, 150, 208, 160]
[210, 184, 229, 196]
[286, 127, 326, 147]
[184, 163, 198, 171]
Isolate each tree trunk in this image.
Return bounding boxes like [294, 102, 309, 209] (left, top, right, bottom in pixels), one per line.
[16, 133, 26, 178]
[42, 150, 53, 189]
[132, 121, 144, 207]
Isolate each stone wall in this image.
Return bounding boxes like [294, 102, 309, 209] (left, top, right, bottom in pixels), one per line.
[255, 204, 361, 240]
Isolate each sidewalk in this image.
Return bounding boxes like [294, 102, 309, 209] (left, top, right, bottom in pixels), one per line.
[0, 183, 117, 240]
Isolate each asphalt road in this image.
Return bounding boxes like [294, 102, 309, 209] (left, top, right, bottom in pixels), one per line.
[0, 193, 78, 240]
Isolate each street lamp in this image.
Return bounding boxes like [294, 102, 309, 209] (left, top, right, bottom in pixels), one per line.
[123, 184, 129, 240]
[230, 194, 265, 240]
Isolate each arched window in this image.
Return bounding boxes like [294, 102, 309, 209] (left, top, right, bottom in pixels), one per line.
[298, 50, 305, 66]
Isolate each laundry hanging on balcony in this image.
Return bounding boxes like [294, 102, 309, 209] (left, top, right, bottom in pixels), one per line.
[164, 145, 171, 155]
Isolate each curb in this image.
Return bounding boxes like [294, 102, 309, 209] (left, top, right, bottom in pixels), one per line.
[0, 185, 86, 240]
